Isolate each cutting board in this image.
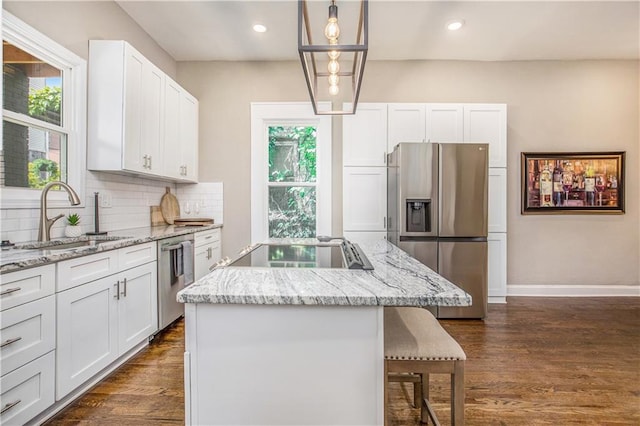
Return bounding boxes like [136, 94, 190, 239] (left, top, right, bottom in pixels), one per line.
[160, 187, 180, 225]
[150, 206, 166, 226]
[174, 218, 214, 226]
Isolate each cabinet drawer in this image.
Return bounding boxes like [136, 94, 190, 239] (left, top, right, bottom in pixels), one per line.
[194, 229, 221, 247]
[0, 351, 55, 426]
[0, 264, 55, 311]
[57, 250, 119, 292]
[0, 295, 55, 376]
[119, 242, 157, 270]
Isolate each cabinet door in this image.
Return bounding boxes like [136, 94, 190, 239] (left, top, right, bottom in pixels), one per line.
[387, 103, 426, 152]
[123, 48, 145, 173]
[343, 103, 388, 166]
[194, 244, 212, 281]
[488, 168, 507, 233]
[488, 232, 507, 301]
[180, 91, 199, 182]
[0, 264, 55, 311]
[425, 104, 463, 142]
[56, 276, 119, 399]
[463, 104, 507, 168]
[343, 167, 387, 231]
[163, 77, 183, 179]
[142, 61, 164, 175]
[118, 262, 158, 354]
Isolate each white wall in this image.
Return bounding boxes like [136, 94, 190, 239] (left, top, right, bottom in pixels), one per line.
[178, 59, 639, 289]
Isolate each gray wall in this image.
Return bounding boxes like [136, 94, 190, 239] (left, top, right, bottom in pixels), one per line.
[178, 59, 640, 288]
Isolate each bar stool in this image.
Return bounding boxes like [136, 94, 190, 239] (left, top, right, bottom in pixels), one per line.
[384, 306, 466, 425]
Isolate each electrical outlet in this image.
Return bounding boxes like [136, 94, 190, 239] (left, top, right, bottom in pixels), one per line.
[100, 192, 112, 208]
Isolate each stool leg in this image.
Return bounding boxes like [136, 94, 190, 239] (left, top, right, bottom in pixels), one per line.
[451, 361, 465, 426]
[384, 361, 389, 426]
[414, 373, 423, 409]
[420, 373, 430, 424]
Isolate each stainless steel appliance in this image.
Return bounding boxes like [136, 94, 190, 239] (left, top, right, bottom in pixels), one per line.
[157, 233, 194, 330]
[388, 142, 488, 318]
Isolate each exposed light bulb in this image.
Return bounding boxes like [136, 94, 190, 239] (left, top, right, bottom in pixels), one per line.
[328, 50, 340, 60]
[329, 84, 339, 96]
[253, 24, 267, 33]
[328, 74, 339, 86]
[324, 2, 340, 41]
[327, 59, 340, 74]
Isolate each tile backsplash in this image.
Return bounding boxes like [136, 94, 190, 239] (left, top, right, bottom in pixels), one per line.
[0, 171, 223, 243]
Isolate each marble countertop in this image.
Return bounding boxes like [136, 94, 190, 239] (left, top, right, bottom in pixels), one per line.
[0, 224, 222, 274]
[178, 239, 471, 307]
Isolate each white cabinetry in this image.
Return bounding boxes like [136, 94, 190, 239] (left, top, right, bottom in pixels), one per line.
[488, 232, 507, 303]
[56, 243, 158, 398]
[194, 228, 222, 281]
[387, 103, 426, 149]
[88, 40, 198, 182]
[464, 104, 507, 168]
[426, 104, 464, 142]
[0, 264, 56, 424]
[343, 103, 387, 166]
[343, 167, 387, 231]
[163, 76, 199, 181]
[488, 168, 507, 233]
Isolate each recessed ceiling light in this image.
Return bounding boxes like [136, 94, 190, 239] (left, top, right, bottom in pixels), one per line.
[253, 24, 267, 33]
[446, 20, 464, 31]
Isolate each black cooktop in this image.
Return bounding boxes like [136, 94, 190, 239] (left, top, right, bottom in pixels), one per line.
[228, 241, 373, 270]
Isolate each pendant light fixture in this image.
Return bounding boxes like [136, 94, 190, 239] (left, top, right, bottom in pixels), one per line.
[298, 0, 368, 115]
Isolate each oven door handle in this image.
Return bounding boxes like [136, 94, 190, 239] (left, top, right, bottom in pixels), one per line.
[162, 243, 187, 251]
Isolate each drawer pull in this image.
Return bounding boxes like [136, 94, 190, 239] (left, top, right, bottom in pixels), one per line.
[0, 336, 22, 348]
[0, 287, 21, 296]
[122, 278, 127, 298]
[1, 400, 21, 414]
[114, 281, 120, 300]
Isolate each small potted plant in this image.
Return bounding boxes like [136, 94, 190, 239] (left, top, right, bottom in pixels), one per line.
[65, 213, 82, 238]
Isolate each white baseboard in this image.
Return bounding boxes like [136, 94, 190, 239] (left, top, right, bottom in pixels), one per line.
[507, 284, 640, 297]
[488, 296, 507, 304]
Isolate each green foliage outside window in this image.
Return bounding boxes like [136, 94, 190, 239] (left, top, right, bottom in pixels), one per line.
[28, 86, 61, 124]
[268, 126, 317, 238]
[28, 158, 60, 188]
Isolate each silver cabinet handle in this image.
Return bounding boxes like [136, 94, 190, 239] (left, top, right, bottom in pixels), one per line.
[1, 400, 21, 415]
[148, 156, 152, 169]
[207, 247, 212, 260]
[184, 165, 187, 175]
[0, 287, 21, 296]
[143, 155, 148, 169]
[383, 216, 387, 229]
[114, 281, 120, 300]
[122, 278, 127, 298]
[0, 336, 22, 348]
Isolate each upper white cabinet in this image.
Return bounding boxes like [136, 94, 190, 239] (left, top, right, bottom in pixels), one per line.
[425, 104, 464, 142]
[88, 40, 198, 182]
[464, 104, 507, 168]
[163, 76, 199, 181]
[343, 103, 388, 166]
[387, 103, 426, 150]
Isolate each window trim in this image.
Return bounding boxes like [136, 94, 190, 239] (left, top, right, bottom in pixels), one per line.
[251, 102, 332, 243]
[1, 11, 86, 208]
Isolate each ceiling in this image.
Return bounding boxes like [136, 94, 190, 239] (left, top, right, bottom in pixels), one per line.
[116, 1, 639, 62]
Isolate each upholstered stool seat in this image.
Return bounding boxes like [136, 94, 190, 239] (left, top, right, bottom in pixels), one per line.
[384, 306, 466, 425]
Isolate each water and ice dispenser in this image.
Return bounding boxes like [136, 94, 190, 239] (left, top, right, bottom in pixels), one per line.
[406, 199, 431, 232]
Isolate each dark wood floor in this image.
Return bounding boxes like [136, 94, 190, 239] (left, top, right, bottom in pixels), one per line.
[45, 297, 640, 425]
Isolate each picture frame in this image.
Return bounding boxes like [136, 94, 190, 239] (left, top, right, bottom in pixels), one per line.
[521, 152, 625, 214]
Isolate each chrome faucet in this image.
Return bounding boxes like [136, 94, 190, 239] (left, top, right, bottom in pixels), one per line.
[38, 181, 81, 242]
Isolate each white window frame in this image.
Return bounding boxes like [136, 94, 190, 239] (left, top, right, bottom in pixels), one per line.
[251, 102, 332, 243]
[1, 11, 86, 208]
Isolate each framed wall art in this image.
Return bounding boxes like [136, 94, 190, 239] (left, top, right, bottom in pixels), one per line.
[521, 151, 625, 214]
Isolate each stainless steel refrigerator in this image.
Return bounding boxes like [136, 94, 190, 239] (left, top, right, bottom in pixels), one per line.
[387, 142, 489, 319]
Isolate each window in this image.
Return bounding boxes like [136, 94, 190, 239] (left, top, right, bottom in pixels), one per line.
[251, 103, 331, 242]
[1, 11, 86, 208]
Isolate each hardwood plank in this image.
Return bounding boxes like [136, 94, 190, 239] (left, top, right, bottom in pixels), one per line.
[45, 298, 640, 425]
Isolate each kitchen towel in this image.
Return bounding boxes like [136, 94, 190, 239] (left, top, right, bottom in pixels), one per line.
[182, 240, 194, 286]
[172, 246, 184, 280]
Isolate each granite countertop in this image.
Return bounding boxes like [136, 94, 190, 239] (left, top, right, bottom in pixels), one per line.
[177, 239, 471, 307]
[0, 224, 223, 274]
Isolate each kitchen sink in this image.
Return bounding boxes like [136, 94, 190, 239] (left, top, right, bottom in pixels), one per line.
[15, 236, 131, 251]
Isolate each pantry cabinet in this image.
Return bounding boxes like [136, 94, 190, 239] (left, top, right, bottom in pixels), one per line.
[343, 103, 388, 166]
[343, 167, 387, 232]
[88, 40, 198, 182]
[387, 103, 426, 149]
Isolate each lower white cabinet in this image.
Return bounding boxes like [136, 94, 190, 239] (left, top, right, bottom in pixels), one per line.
[488, 232, 507, 302]
[56, 262, 157, 399]
[194, 229, 222, 281]
[343, 167, 387, 232]
[488, 168, 507, 233]
[0, 351, 55, 426]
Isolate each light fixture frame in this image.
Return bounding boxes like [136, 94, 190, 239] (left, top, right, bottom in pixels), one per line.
[298, 0, 368, 115]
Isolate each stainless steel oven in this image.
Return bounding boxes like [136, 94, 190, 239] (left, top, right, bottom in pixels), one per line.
[157, 233, 194, 330]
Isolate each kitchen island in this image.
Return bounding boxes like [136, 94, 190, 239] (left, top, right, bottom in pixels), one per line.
[178, 239, 470, 425]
